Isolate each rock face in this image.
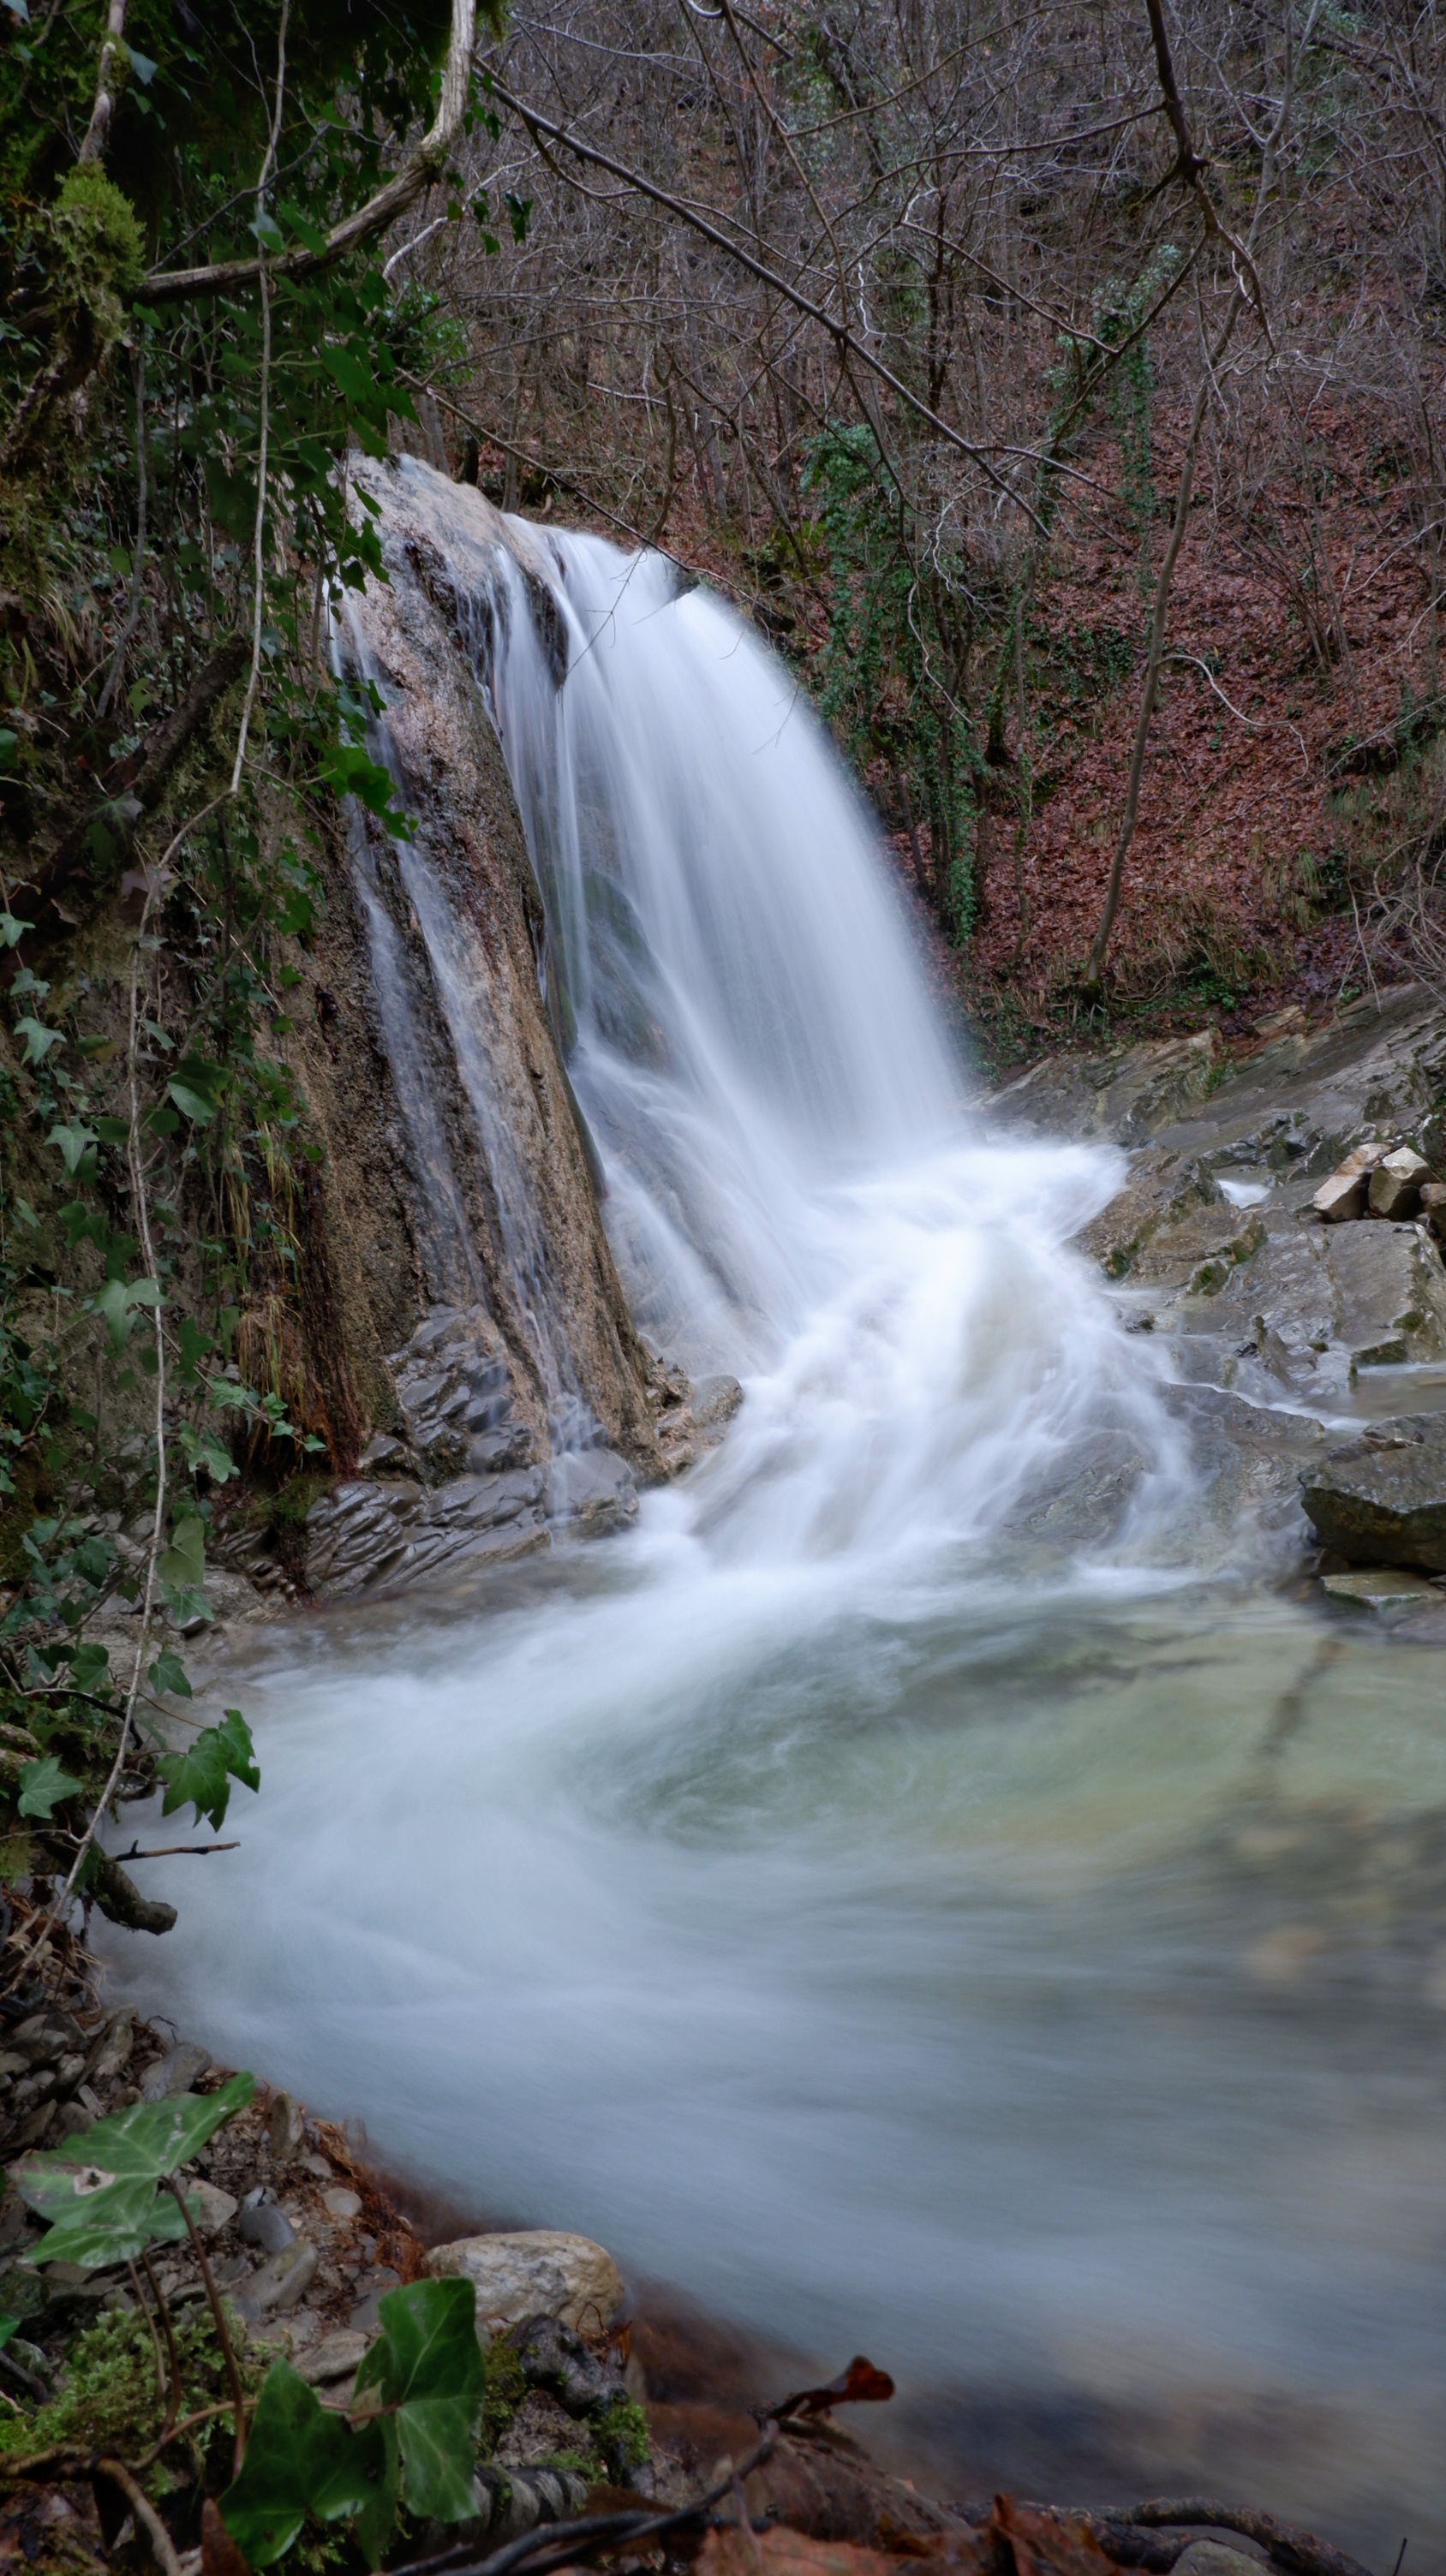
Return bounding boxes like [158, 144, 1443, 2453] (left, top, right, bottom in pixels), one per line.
[424, 2229, 624, 2337]
[991, 984, 1446, 1559]
[1301, 1422, 1446, 1570]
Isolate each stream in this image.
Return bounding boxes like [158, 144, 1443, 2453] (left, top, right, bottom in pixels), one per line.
[117, 487, 1446, 2568]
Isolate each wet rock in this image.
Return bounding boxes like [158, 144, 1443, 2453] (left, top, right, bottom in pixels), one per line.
[1076, 1148, 1222, 1277]
[547, 1447, 638, 1535]
[504, 2311, 628, 2414]
[1302, 1421, 1446, 1569]
[389, 1305, 530, 1480]
[322, 2187, 362, 2220]
[1421, 1179, 1446, 1239]
[425, 2229, 624, 2337]
[9, 2012, 85, 2070]
[651, 1370, 745, 1475]
[1173, 2548, 1266, 2576]
[1319, 1565, 1441, 1614]
[139, 2042, 212, 2101]
[1312, 1168, 1366, 1222]
[239, 2191, 296, 2255]
[306, 1467, 550, 1595]
[993, 1028, 1224, 1147]
[234, 2239, 318, 2321]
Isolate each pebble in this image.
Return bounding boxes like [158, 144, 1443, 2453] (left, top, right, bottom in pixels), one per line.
[297, 2329, 373, 2385]
[139, 2042, 212, 2102]
[234, 2239, 318, 2322]
[322, 2188, 362, 2220]
[425, 2229, 624, 2337]
[268, 2092, 306, 2162]
[238, 2192, 296, 2256]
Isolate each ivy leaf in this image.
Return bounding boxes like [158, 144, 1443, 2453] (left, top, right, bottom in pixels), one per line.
[15, 2072, 255, 2213]
[355, 2279, 483, 2524]
[16, 1755, 83, 1819]
[0, 2316, 19, 2350]
[92, 1274, 162, 1351]
[0, 912, 33, 945]
[178, 1422, 237, 1484]
[219, 2363, 371, 2568]
[278, 200, 328, 255]
[15, 1017, 63, 1063]
[68, 1639, 112, 1690]
[158, 1708, 258, 1830]
[47, 1122, 99, 1178]
[124, 43, 156, 81]
[147, 1648, 192, 1699]
[18, 2174, 192, 2270]
[167, 1054, 228, 1124]
[157, 1512, 205, 1590]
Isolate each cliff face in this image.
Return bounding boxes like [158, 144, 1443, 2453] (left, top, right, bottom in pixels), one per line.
[236, 466, 670, 1593]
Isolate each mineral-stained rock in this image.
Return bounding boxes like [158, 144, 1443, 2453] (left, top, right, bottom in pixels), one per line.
[504, 2311, 628, 2414]
[1369, 1144, 1431, 1217]
[1075, 1148, 1222, 1279]
[425, 2228, 624, 2336]
[1301, 1422, 1446, 1569]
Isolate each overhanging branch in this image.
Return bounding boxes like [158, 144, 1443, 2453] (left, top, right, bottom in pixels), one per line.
[136, 0, 476, 304]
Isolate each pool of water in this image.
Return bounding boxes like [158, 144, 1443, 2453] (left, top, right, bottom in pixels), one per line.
[117, 1534, 1446, 2570]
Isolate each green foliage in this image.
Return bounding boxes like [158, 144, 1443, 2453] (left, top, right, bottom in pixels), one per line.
[158, 1708, 260, 1830]
[0, 2300, 250, 2468]
[801, 422, 982, 944]
[221, 2279, 485, 2568]
[12, 2071, 254, 2267]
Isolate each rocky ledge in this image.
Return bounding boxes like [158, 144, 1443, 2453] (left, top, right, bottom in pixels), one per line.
[993, 983, 1446, 1615]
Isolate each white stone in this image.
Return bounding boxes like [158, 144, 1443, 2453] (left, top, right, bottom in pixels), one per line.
[424, 2229, 624, 2336]
[322, 2187, 362, 2220]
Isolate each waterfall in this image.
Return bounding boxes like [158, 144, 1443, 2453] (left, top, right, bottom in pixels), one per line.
[346, 456, 1182, 1564]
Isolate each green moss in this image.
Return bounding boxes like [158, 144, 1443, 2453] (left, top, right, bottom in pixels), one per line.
[593, 2397, 650, 2472]
[53, 169, 144, 299]
[479, 2337, 527, 2459]
[0, 2303, 255, 2483]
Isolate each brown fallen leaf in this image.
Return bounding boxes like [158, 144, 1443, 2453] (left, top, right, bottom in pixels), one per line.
[772, 2358, 896, 2421]
[989, 2496, 1123, 2576]
[203, 2496, 253, 2576]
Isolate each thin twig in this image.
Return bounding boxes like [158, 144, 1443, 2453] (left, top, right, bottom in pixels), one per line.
[161, 2178, 248, 2475]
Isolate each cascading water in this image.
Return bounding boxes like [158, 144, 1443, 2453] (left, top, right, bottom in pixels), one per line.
[122, 464, 1446, 2562]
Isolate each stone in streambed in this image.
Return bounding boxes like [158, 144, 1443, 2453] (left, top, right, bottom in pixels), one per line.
[185, 2181, 237, 2236]
[1320, 1565, 1441, 1615]
[1302, 1421, 1446, 1570]
[425, 2229, 624, 2336]
[298, 2329, 373, 2385]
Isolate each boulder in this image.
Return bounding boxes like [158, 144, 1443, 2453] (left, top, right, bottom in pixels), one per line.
[1312, 1168, 1366, 1222]
[424, 2228, 624, 2337]
[1369, 1145, 1431, 1218]
[1301, 1422, 1446, 1569]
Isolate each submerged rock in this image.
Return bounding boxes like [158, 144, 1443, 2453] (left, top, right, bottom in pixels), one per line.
[1320, 1565, 1442, 1614]
[1302, 1422, 1446, 1569]
[425, 2228, 624, 2336]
